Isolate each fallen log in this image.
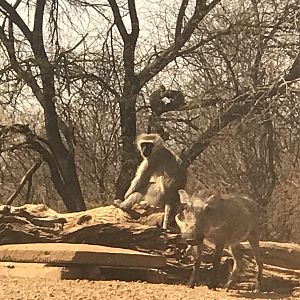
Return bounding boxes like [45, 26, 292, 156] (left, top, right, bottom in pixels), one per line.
[0, 243, 166, 283]
[0, 203, 299, 291]
[241, 241, 300, 270]
[0, 204, 167, 251]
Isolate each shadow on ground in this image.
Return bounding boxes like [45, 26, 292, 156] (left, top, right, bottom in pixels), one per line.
[164, 258, 299, 299]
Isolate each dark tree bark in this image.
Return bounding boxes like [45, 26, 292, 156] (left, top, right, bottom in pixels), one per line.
[108, 0, 141, 198]
[115, 94, 140, 199]
[0, 0, 86, 211]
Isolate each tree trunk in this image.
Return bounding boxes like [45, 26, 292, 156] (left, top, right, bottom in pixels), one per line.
[0, 0, 86, 212]
[40, 76, 85, 212]
[115, 95, 139, 199]
[109, 1, 221, 199]
[55, 154, 86, 212]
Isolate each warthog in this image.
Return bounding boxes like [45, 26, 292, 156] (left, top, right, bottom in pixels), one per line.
[175, 189, 263, 291]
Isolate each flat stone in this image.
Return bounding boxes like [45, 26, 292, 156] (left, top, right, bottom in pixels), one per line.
[0, 243, 165, 268]
[0, 262, 166, 282]
[0, 262, 82, 280]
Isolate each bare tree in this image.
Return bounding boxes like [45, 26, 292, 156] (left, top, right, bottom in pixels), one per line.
[177, 0, 300, 206]
[0, 0, 85, 211]
[0, 0, 299, 229]
[106, 0, 300, 203]
[107, 0, 221, 198]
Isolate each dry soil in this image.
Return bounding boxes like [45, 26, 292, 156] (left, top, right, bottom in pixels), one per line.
[0, 277, 298, 300]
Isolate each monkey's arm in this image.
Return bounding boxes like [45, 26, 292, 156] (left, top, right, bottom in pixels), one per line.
[125, 160, 153, 199]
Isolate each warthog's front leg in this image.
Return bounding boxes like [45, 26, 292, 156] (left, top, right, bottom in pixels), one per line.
[188, 244, 202, 288]
[208, 241, 225, 290]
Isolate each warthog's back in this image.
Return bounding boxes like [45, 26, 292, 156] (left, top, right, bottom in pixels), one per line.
[204, 194, 262, 245]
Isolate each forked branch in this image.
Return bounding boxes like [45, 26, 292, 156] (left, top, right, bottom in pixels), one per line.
[6, 158, 43, 205]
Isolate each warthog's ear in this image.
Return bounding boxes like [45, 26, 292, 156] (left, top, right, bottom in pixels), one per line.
[178, 189, 190, 204]
[203, 194, 216, 212]
[202, 203, 210, 211]
[206, 194, 216, 201]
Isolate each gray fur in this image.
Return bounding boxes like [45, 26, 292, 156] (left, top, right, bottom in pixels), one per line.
[176, 190, 263, 291]
[114, 133, 187, 230]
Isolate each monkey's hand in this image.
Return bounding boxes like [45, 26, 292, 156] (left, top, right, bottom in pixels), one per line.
[113, 199, 123, 208]
[125, 186, 142, 199]
[124, 190, 132, 200]
[113, 199, 141, 220]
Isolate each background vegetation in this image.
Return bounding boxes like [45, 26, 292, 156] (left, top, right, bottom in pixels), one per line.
[0, 0, 299, 242]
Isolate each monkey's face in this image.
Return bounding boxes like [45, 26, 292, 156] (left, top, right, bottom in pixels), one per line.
[140, 142, 154, 157]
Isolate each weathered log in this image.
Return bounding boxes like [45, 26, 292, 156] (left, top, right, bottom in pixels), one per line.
[0, 204, 300, 282]
[0, 204, 167, 251]
[241, 241, 300, 270]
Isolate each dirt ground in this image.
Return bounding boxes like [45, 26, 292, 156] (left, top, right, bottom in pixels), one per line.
[0, 277, 299, 300]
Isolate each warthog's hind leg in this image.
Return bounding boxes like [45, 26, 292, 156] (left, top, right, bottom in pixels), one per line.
[225, 245, 243, 290]
[248, 232, 263, 292]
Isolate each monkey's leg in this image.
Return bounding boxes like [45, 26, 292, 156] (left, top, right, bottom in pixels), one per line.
[162, 190, 181, 231]
[114, 192, 143, 209]
[162, 203, 171, 230]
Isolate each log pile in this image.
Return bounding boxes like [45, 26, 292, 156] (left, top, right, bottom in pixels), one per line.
[0, 203, 299, 293]
[0, 204, 168, 251]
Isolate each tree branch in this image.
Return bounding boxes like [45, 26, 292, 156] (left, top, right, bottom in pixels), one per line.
[175, 0, 189, 40]
[178, 25, 231, 56]
[285, 51, 300, 81]
[71, 72, 119, 98]
[0, 30, 44, 105]
[0, 0, 32, 41]
[128, 0, 139, 44]
[138, 0, 221, 87]
[33, 0, 45, 34]
[180, 49, 300, 167]
[0, 124, 79, 211]
[107, 0, 128, 41]
[6, 158, 43, 205]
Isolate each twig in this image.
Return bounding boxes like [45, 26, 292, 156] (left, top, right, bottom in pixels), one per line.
[6, 158, 43, 205]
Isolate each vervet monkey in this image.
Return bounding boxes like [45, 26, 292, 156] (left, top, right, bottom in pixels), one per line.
[114, 133, 187, 230]
[149, 84, 185, 116]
